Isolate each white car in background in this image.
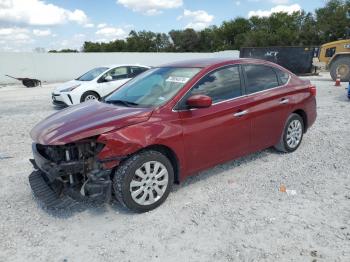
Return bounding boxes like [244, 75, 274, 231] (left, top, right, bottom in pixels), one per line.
[52, 64, 150, 106]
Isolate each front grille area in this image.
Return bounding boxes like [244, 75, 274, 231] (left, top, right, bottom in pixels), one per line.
[52, 100, 67, 107]
[36, 141, 104, 164]
[36, 144, 79, 163]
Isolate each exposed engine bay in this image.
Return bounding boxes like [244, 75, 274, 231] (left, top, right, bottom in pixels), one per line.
[30, 139, 114, 208]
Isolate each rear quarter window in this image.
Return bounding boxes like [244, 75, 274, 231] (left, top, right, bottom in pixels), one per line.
[275, 68, 290, 85]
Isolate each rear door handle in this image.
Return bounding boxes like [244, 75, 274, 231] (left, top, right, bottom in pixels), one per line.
[279, 98, 289, 104]
[234, 110, 248, 117]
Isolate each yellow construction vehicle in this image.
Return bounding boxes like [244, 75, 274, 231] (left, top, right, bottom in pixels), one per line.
[318, 39, 350, 81]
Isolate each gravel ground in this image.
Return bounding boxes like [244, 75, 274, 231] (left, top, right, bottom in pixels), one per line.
[0, 74, 349, 262]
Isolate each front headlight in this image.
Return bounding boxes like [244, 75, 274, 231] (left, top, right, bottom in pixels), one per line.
[61, 84, 81, 92]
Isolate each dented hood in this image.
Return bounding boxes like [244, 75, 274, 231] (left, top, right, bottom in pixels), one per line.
[30, 101, 153, 145]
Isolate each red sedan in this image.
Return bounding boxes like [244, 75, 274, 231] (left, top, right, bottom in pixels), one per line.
[29, 58, 317, 212]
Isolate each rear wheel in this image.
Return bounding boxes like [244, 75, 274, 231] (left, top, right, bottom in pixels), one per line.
[81, 91, 100, 103]
[275, 113, 304, 153]
[113, 150, 174, 213]
[330, 56, 350, 82]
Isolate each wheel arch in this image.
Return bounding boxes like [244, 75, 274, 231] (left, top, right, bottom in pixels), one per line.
[80, 90, 101, 103]
[140, 144, 180, 184]
[292, 109, 308, 133]
[328, 53, 350, 70]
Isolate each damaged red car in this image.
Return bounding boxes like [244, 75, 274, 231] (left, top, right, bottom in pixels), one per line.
[29, 58, 317, 212]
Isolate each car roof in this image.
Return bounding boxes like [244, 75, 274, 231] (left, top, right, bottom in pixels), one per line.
[101, 64, 151, 68]
[158, 58, 273, 69]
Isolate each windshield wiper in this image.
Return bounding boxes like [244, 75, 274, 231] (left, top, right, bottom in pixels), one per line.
[106, 99, 139, 107]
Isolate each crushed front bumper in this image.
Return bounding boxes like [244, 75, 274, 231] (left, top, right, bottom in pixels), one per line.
[31, 143, 85, 182]
[29, 143, 113, 209]
[29, 170, 78, 209]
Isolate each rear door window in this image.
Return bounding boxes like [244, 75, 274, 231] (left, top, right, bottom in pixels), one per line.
[129, 66, 148, 78]
[243, 65, 279, 94]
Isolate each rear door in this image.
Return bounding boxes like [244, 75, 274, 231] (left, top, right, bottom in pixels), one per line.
[242, 64, 291, 151]
[177, 65, 251, 174]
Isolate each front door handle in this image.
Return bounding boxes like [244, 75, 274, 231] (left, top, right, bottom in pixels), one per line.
[279, 98, 289, 104]
[234, 110, 248, 117]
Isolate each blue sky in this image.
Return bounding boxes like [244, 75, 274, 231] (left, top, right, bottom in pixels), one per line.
[0, 0, 326, 52]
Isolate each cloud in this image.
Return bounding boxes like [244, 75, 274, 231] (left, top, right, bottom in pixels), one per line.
[84, 23, 95, 28]
[177, 9, 214, 31]
[247, 0, 289, 2]
[0, 0, 13, 9]
[74, 33, 85, 39]
[33, 29, 51, 36]
[0, 27, 30, 40]
[270, 0, 289, 4]
[58, 35, 85, 50]
[95, 27, 128, 40]
[0, 27, 33, 51]
[248, 4, 301, 18]
[0, 0, 88, 26]
[117, 0, 183, 15]
[67, 9, 88, 24]
[97, 23, 107, 28]
[60, 39, 69, 47]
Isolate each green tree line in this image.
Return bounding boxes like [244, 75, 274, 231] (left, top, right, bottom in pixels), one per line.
[79, 0, 349, 52]
[48, 49, 79, 53]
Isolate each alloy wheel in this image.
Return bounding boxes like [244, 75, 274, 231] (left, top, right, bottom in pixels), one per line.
[286, 119, 302, 149]
[129, 161, 169, 206]
[85, 95, 97, 101]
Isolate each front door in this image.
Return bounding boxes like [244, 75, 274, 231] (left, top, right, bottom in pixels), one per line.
[98, 66, 131, 96]
[178, 65, 251, 174]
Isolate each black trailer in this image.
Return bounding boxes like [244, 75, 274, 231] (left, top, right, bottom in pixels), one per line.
[240, 46, 318, 75]
[5, 75, 41, 87]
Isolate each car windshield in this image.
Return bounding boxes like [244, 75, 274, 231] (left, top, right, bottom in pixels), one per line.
[105, 67, 201, 108]
[76, 67, 109, 81]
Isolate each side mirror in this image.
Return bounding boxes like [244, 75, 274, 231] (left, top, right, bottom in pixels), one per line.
[104, 75, 113, 82]
[186, 94, 212, 109]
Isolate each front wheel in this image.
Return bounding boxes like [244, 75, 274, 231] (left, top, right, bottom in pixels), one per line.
[80, 91, 100, 103]
[113, 150, 174, 213]
[274, 113, 304, 153]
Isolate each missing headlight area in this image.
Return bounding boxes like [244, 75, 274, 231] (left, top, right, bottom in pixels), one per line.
[29, 139, 112, 208]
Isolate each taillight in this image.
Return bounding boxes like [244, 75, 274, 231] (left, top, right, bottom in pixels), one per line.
[309, 85, 316, 97]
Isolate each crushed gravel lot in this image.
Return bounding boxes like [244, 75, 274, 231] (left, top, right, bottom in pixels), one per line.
[0, 73, 349, 262]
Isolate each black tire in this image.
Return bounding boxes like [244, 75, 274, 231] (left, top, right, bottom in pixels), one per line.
[113, 150, 174, 213]
[330, 56, 350, 82]
[274, 113, 304, 153]
[80, 91, 100, 103]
